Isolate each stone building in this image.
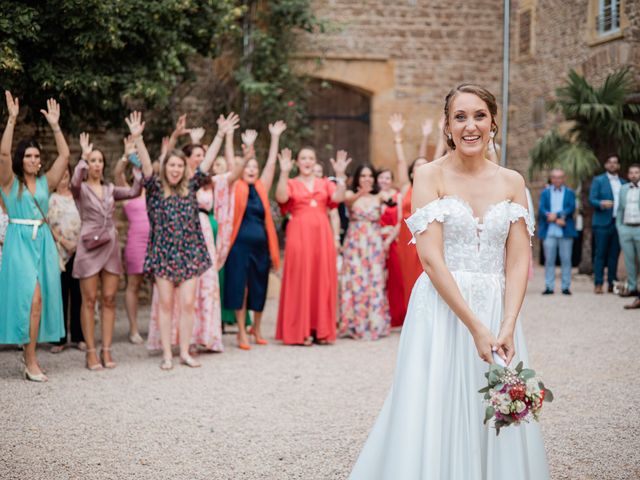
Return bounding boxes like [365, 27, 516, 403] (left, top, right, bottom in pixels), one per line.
[298, 0, 640, 178]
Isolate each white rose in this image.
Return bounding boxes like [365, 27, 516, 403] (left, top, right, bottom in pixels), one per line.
[514, 400, 527, 413]
[499, 405, 511, 415]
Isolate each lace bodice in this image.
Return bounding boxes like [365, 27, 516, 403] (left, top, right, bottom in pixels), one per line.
[406, 196, 534, 275]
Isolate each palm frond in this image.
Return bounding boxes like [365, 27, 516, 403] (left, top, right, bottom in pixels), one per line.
[556, 143, 601, 184]
[528, 129, 570, 178]
[597, 66, 632, 105]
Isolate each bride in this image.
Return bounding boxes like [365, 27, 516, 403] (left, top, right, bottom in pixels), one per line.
[349, 84, 549, 479]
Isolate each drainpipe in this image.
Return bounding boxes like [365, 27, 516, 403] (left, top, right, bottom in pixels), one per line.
[500, 0, 510, 167]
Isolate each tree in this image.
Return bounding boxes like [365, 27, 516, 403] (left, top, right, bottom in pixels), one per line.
[0, 0, 324, 151]
[529, 68, 640, 272]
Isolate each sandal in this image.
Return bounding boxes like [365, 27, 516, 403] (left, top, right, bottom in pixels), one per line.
[160, 358, 174, 371]
[303, 336, 314, 347]
[179, 355, 201, 368]
[86, 348, 103, 371]
[129, 333, 144, 345]
[100, 347, 117, 369]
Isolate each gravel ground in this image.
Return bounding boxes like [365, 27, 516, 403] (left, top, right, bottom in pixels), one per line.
[1, 267, 639, 480]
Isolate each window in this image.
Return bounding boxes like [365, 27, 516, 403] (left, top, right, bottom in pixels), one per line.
[597, 0, 621, 35]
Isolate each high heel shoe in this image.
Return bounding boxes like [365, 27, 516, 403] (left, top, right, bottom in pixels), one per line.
[85, 348, 103, 371]
[100, 347, 117, 369]
[129, 332, 144, 345]
[247, 326, 268, 345]
[24, 367, 48, 382]
[179, 355, 201, 368]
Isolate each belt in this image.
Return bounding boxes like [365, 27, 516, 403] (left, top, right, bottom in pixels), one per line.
[198, 208, 211, 215]
[9, 218, 44, 240]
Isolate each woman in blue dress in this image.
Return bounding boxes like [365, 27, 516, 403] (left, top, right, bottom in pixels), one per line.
[0, 92, 70, 382]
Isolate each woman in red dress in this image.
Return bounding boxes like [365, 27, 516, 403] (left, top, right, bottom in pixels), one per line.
[388, 113, 448, 308]
[275, 147, 350, 345]
[376, 169, 404, 327]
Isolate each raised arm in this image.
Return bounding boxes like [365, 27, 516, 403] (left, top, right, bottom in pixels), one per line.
[224, 112, 240, 169]
[412, 165, 504, 365]
[275, 148, 293, 204]
[260, 120, 287, 190]
[167, 114, 191, 152]
[499, 173, 531, 365]
[417, 118, 433, 160]
[388, 114, 410, 193]
[433, 114, 448, 160]
[43, 98, 71, 191]
[228, 144, 252, 185]
[114, 136, 134, 188]
[200, 115, 227, 174]
[125, 111, 153, 178]
[114, 169, 142, 200]
[0, 91, 19, 188]
[329, 150, 351, 204]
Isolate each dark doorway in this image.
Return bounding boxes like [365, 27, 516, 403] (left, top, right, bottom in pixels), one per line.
[307, 79, 371, 173]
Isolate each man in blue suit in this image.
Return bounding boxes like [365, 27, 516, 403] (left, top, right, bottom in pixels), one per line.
[589, 154, 626, 294]
[539, 169, 578, 295]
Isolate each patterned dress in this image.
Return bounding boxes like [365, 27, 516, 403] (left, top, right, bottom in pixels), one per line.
[146, 187, 223, 352]
[339, 201, 390, 340]
[143, 169, 212, 283]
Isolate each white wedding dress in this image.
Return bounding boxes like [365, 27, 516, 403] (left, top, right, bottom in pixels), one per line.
[349, 196, 550, 480]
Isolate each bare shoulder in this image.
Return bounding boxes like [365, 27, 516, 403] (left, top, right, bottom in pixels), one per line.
[412, 161, 443, 210]
[497, 166, 525, 192]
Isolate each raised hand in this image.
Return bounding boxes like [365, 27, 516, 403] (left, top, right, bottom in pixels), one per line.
[173, 114, 190, 138]
[278, 148, 293, 174]
[40, 98, 61, 127]
[5, 91, 19, 120]
[159, 136, 170, 163]
[421, 118, 433, 137]
[189, 127, 206, 145]
[268, 120, 287, 137]
[79, 132, 93, 159]
[224, 112, 240, 134]
[330, 150, 352, 177]
[388, 113, 405, 135]
[125, 111, 145, 138]
[241, 129, 258, 146]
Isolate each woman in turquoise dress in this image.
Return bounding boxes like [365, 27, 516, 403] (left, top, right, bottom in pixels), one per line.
[0, 92, 70, 382]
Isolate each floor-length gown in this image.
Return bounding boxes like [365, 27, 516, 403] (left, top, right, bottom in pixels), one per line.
[349, 196, 549, 480]
[380, 194, 405, 327]
[397, 186, 423, 308]
[276, 178, 337, 344]
[339, 203, 390, 340]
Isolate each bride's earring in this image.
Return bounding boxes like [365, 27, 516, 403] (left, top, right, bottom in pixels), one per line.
[447, 133, 452, 140]
[489, 131, 495, 139]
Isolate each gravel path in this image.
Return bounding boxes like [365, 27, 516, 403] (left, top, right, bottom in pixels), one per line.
[1, 268, 639, 480]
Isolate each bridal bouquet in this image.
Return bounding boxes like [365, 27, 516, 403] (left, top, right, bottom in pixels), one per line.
[479, 360, 554, 435]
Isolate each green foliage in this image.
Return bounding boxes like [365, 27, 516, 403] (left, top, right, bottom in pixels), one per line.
[530, 68, 640, 183]
[0, 0, 323, 145]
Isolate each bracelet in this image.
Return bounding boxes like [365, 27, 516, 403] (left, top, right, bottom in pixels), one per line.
[394, 137, 403, 144]
[52, 127, 61, 133]
[336, 176, 347, 185]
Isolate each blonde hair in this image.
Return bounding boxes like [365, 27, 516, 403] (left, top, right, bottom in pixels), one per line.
[161, 150, 189, 198]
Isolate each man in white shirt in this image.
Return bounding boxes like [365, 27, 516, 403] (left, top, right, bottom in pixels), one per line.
[617, 164, 640, 306]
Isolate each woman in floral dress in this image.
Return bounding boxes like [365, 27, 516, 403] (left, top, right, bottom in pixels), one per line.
[339, 164, 391, 340]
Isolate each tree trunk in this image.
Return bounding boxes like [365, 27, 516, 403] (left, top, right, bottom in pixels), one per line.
[578, 179, 594, 274]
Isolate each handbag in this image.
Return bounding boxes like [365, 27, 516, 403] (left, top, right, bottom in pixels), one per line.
[81, 227, 110, 250]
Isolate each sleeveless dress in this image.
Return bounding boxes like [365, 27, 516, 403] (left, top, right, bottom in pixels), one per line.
[0, 176, 64, 344]
[349, 197, 549, 480]
[339, 202, 390, 340]
[276, 178, 338, 344]
[123, 193, 150, 275]
[147, 186, 223, 352]
[380, 193, 405, 327]
[224, 185, 270, 312]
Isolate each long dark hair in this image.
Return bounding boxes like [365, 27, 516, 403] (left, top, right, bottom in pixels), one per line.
[350, 164, 380, 194]
[13, 139, 43, 197]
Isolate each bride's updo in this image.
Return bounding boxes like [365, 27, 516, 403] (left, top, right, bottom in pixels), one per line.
[443, 84, 499, 150]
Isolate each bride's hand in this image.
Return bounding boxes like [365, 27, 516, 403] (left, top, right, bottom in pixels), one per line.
[472, 324, 502, 364]
[496, 327, 515, 365]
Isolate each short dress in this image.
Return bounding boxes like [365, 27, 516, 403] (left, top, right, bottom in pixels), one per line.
[123, 194, 150, 275]
[144, 169, 212, 283]
[224, 184, 270, 312]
